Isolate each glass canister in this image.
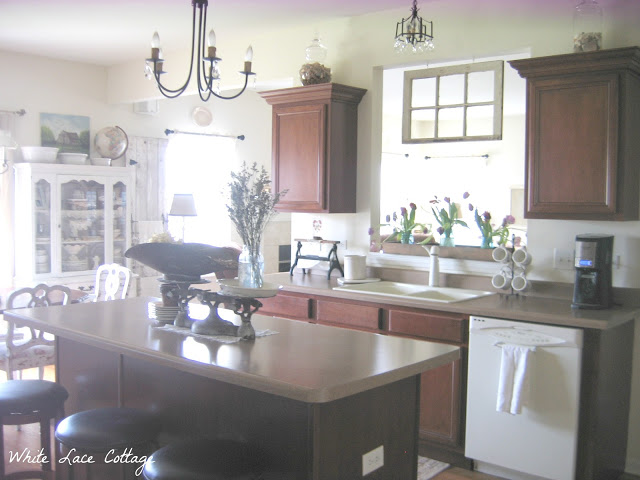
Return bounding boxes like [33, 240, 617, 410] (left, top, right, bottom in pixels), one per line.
[573, 0, 603, 52]
[299, 34, 332, 85]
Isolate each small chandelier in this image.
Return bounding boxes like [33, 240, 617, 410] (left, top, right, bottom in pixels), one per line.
[145, 0, 255, 101]
[394, 0, 434, 54]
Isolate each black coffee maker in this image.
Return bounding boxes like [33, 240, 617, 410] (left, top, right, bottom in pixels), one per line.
[572, 234, 613, 309]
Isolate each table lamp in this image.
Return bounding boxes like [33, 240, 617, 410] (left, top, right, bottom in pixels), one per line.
[169, 194, 197, 242]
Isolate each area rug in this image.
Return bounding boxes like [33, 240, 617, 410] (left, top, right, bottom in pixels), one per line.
[418, 456, 450, 480]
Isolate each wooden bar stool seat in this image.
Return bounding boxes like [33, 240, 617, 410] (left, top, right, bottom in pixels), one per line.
[55, 407, 161, 479]
[143, 437, 265, 480]
[0, 379, 69, 480]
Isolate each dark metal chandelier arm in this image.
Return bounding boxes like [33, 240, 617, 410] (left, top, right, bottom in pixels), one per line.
[210, 74, 251, 100]
[146, 0, 254, 101]
[152, 2, 200, 98]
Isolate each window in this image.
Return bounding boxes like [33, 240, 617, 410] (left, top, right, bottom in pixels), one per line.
[402, 60, 504, 143]
[164, 134, 237, 246]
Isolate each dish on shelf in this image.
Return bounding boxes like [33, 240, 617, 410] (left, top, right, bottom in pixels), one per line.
[217, 279, 282, 298]
[62, 260, 88, 271]
[91, 157, 111, 166]
[59, 152, 89, 165]
[67, 199, 88, 210]
[20, 146, 59, 163]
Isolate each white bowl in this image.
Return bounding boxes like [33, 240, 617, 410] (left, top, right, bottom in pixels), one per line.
[21, 146, 59, 163]
[91, 157, 111, 166]
[59, 152, 88, 165]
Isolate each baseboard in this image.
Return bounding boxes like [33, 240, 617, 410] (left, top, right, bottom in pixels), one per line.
[621, 474, 640, 480]
[625, 458, 640, 478]
[418, 441, 472, 470]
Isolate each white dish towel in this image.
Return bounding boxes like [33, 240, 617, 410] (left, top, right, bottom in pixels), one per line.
[496, 343, 536, 414]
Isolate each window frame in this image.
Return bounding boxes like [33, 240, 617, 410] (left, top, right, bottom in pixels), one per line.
[402, 60, 504, 143]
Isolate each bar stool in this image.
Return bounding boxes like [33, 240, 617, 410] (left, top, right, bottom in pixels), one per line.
[142, 437, 265, 480]
[0, 379, 69, 480]
[55, 407, 161, 479]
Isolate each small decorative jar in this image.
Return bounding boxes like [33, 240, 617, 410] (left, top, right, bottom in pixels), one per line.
[573, 0, 603, 52]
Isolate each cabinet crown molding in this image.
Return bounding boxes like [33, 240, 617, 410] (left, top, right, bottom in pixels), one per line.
[259, 82, 367, 105]
[509, 46, 640, 79]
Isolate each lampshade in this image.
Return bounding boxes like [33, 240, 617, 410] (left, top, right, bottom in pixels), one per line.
[169, 194, 197, 216]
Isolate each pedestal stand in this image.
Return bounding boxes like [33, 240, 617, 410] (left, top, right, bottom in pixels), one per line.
[192, 290, 263, 340]
[290, 238, 343, 279]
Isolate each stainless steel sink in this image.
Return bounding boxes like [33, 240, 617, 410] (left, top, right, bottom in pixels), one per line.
[333, 281, 495, 304]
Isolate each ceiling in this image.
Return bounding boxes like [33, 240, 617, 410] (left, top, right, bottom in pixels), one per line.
[0, 0, 414, 66]
[0, 0, 586, 67]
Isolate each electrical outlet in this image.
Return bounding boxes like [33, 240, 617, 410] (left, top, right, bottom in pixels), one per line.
[362, 445, 384, 476]
[553, 248, 574, 270]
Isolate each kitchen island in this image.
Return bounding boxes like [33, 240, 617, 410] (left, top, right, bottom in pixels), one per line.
[4, 296, 459, 479]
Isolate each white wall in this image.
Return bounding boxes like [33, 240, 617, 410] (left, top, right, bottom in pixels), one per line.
[2, 0, 640, 472]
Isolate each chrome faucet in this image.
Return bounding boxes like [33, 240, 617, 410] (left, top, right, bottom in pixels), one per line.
[428, 246, 440, 287]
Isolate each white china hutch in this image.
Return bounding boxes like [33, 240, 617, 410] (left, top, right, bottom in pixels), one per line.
[13, 163, 135, 288]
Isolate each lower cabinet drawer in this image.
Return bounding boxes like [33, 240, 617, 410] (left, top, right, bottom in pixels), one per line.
[316, 299, 382, 332]
[387, 309, 467, 344]
[258, 292, 312, 321]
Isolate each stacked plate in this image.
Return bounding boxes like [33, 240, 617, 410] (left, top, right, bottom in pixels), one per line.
[148, 301, 185, 324]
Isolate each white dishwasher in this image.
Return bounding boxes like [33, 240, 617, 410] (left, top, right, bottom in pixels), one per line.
[465, 316, 583, 480]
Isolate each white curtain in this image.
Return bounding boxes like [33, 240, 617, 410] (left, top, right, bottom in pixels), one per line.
[164, 134, 237, 246]
[0, 113, 18, 288]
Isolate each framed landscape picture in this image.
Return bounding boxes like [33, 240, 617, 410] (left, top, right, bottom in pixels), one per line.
[40, 113, 90, 154]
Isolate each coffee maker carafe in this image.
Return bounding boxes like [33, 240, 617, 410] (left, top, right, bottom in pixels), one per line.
[572, 234, 613, 309]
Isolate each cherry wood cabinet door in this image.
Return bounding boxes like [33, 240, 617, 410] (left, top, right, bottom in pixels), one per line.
[272, 103, 327, 212]
[387, 308, 468, 450]
[419, 356, 464, 447]
[526, 73, 619, 219]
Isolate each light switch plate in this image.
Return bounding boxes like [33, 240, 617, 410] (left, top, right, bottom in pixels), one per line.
[362, 445, 384, 476]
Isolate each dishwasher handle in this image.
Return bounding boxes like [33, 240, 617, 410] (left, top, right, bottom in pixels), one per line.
[471, 326, 574, 347]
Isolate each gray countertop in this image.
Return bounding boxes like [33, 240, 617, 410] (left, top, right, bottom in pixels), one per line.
[3, 296, 459, 403]
[266, 272, 640, 330]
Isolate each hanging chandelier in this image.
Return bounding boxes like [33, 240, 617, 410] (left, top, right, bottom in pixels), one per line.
[145, 0, 255, 101]
[394, 0, 434, 54]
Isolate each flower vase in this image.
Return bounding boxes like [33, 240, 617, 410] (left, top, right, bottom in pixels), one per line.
[238, 245, 264, 289]
[440, 232, 454, 247]
[481, 237, 494, 249]
[400, 231, 414, 244]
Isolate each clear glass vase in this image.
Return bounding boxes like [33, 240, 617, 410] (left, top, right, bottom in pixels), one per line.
[481, 236, 494, 249]
[237, 245, 264, 289]
[440, 232, 454, 247]
[400, 231, 415, 244]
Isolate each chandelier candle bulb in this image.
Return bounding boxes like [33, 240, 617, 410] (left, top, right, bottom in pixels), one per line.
[244, 45, 253, 73]
[207, 30, 216, 58]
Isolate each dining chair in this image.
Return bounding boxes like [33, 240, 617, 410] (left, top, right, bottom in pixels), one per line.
[1, 283, 70, 380]
[93, 263, 131, 301]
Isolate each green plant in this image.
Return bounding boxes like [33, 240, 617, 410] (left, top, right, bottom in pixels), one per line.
[378, 203, 433, 244]
[430, 194, 470, 238]
[475, 209, 515, 246]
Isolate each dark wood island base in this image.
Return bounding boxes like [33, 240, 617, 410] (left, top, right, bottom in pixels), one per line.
[5, 297, 459, 480]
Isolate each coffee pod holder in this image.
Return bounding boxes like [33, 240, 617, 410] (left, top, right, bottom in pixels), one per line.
[492, 235, 531, 296]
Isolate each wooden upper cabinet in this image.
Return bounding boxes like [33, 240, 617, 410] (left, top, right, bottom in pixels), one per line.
[510, 47, 640, 220]
[260, 83, 367, 213]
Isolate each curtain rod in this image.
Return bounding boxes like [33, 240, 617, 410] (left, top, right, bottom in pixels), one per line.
[164, 128, 245, 141]
[383, 152, 489, 160]
[0, 109, 26, 116]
